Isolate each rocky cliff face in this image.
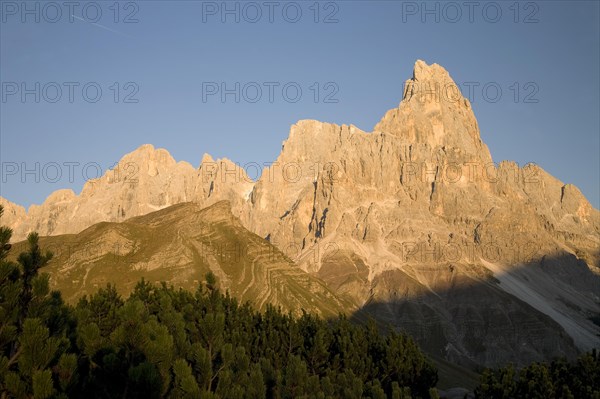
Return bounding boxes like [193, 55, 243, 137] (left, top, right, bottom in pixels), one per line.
[236, 61, 599, 367]
[3, 60, 599, 368]
[4, 145, 252, 241]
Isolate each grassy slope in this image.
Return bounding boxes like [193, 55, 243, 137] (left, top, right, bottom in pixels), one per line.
[10, 201, 352, 317]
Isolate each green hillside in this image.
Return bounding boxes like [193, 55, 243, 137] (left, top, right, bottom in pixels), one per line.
[9, 201, 352, 317]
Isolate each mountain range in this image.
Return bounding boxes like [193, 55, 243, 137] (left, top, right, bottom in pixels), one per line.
[2, 60, 599, 377]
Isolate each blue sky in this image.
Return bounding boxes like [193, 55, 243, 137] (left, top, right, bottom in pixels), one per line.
[1, 0, 599, 208]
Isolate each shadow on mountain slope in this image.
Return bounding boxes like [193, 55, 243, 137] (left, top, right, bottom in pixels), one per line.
[347, 252, 600, 389]
[6, 201, 599, 391]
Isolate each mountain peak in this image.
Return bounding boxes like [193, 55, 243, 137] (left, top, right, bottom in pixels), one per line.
[117, 144, 178, 178]
[200, 153, 215, 166]
[122, 143, 172, 159]
[375, 60, 491, 162]
[403, 60, 459, 104]
[39, 189, 76, 206]
[136, 143, 155, 152]
[412, 60, 451, 81]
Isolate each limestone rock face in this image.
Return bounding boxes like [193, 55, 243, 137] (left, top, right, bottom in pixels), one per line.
[0, 197, 26, 233]
[2, 60, 599, 368]
[4, 144, 252, 241]
[375, 60, 492, 163]
[239, 60, 600, 366]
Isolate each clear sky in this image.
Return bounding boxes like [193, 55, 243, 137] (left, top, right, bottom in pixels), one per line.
[1, 0, 599, 208]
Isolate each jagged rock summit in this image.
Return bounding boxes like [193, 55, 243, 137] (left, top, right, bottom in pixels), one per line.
[1, 144, 253, 241]
[376, 60, 491, 162]
[2, 60, 599, 369]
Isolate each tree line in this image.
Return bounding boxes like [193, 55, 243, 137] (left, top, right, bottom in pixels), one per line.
[474, 350, 599, 398]
[0, 205, 438, 398]
[1, 205, 598, 398]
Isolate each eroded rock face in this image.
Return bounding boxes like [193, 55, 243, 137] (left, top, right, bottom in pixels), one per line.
[240, 60, 600, 366]
[376, 59, 491, 162]
[0, 197, 26, 233]
[4, 144, 252, 241]
[2, 60, 599, 368]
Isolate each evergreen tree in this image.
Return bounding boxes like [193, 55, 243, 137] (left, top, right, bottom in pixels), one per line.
[0, 206, 74, 398]
[474, 351, 600, 398]
[1, 207, 443, 398]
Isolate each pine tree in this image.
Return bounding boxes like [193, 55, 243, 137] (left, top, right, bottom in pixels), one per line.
[245, 364, 266, 399]
[0, 216, 444, 398]
[0, 207, 73, 398]
[169, 359, 200, 399]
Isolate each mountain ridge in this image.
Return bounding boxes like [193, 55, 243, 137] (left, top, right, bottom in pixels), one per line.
[8, 200, 353, 318]
[2, 59, 599, 369]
